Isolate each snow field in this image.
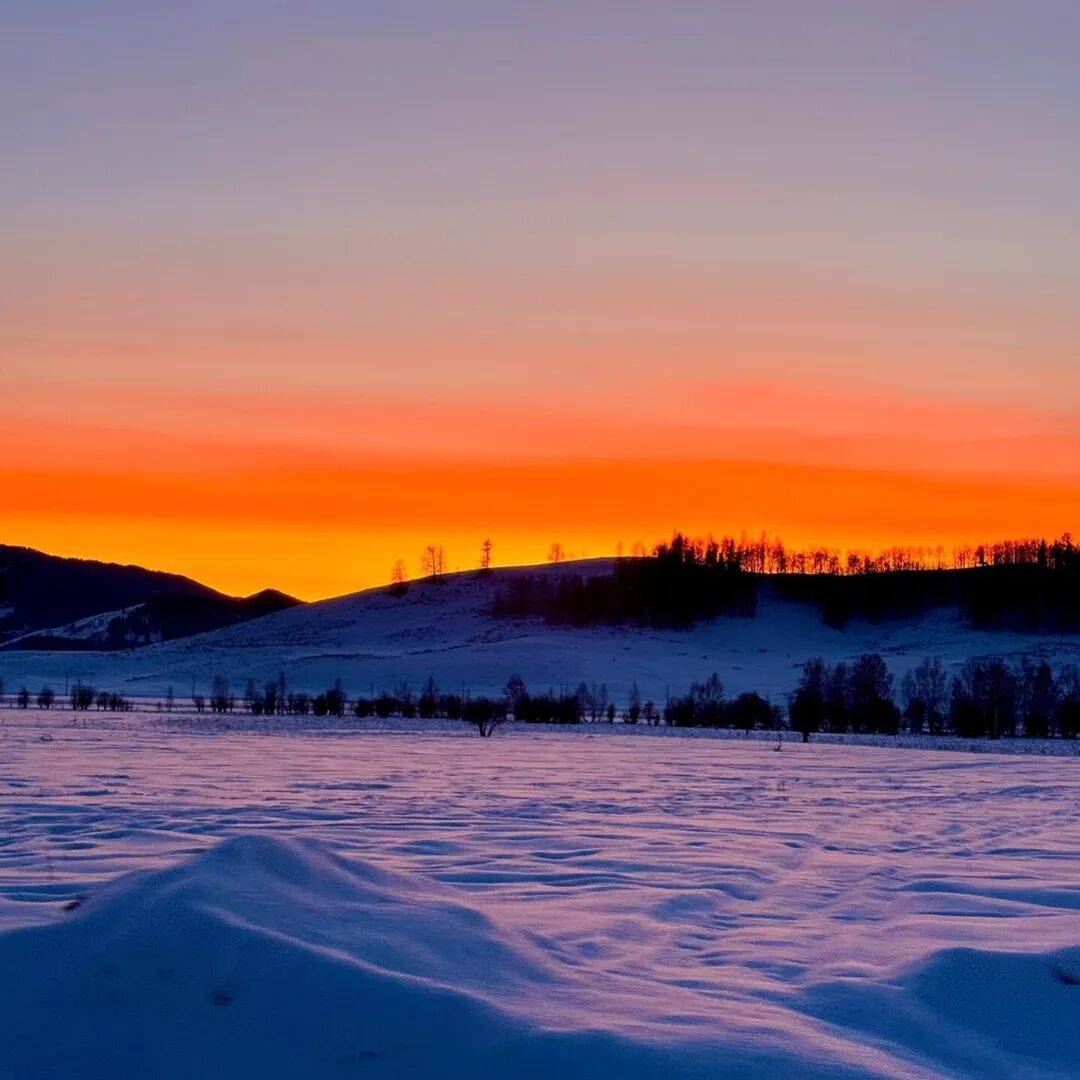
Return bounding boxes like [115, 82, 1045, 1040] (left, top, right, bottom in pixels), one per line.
[0, 716, 1077, 1077]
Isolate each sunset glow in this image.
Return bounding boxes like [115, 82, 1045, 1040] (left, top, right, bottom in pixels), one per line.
[3, 2, 1078, 598]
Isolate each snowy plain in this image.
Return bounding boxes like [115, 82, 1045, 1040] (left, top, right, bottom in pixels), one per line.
[0, 710, 1076, 1079]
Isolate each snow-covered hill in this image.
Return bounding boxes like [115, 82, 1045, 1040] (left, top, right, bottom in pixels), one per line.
[0, 560, 1076, 702]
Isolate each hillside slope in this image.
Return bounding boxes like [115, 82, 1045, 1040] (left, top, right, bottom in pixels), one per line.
[0, 545, 299, 649]
[0, 561, 1076, 702]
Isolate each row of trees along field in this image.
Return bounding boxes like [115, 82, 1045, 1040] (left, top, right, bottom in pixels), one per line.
[0, 677, 133, 712]
[487, 533, 1080, 630]
[788, 656, 1080, 741]
[185, 674, 657, 737]
[4, 655, 1078, 740]
[201, 657, 1080, 739]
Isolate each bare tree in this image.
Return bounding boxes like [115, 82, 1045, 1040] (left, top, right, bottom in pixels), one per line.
[389, 558, 409, 595]
[901, 657, 948, 734]
[70, 683, 95, 711]
[463, 697, 505, 737]
[421, 544, 446, 581]
[504, 674, 527, 715]
[548, 542, 565, 565]
[211, 675, 233, 713]
[479, 537, 494, 575]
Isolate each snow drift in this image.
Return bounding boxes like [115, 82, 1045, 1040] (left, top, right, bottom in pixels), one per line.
[0, 833, 1076, 1079]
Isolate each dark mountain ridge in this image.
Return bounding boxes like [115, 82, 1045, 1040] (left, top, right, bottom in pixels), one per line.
[0, 545, 300, 650]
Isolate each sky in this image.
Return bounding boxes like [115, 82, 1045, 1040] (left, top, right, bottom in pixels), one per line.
[2, 1, 1078, 599]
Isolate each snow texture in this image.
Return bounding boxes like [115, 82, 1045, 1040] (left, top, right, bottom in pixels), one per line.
[0, 715, 1076, 1078]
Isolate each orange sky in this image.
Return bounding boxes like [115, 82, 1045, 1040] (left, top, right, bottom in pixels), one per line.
[2, 375, 1077, 599]
[3, 4, 1078, 598]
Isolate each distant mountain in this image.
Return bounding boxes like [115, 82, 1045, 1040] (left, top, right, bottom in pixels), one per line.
[0, 545, 300, 650]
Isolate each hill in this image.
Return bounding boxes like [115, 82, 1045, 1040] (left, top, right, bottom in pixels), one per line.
[0, 545, 299, 650]
[0, 560, 1076, 703]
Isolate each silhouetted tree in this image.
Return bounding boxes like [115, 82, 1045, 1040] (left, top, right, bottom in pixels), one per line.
[950, 658, 1018, 738]
[504, 674, 527, 717]
[515, 691, 581, 724]
[666, 674, 725, 727]
[728, 691, 774, 735]
[421, 545, 446, 581]
[37, 686, 55, 709]
[70, 682, 94, 711]
[479, 538, 494, 575]
[978, 659, 1019, 739]
[389, 559, 409, 596]
[901, 657, 948, 735]
[588, 682, 609, 722]
[689, 673, 725, 726]
[824, 661, 851, 733]
[326, 678, 347, 717]
[1020, 660, 1058, 739]
[849, 654, 899, 734]
[664, 693, 695, 727]
[1057, 665, 1080, 739]
[418, 677, 439, 718]
[463, 696, 505, 737]
[211, 675, 234, 713]
[261, 680, 278, 717]
[439, 693, 463, 720]
[790, 658, 827, 742]
[395, 681, 415, 718]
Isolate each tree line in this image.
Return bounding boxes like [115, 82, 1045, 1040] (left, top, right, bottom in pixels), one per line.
[198, 657, 1080, 739]
[389, 533, 1077, 591]
[0, 677, 133, 713]
[789, 655, 1080, 741]
[4, 655, 1078, 741]
[493, 533, 757, 628]
[487, 532, 1079, 631]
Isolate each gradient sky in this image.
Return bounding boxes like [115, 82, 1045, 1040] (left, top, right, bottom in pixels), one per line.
[3, 2, 1078, 599]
